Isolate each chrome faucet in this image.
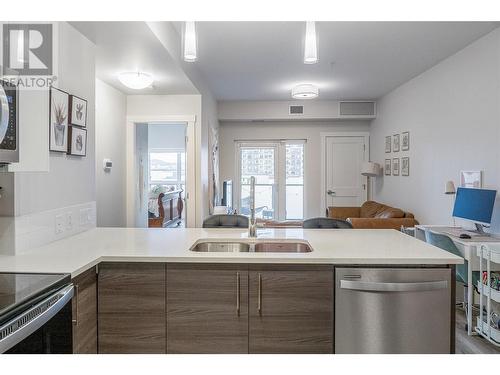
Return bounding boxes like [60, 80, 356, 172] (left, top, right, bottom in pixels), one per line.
[248, 176, 257, 237]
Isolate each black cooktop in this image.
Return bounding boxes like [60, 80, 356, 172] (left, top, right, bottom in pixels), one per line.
[0, 273, 71, 325]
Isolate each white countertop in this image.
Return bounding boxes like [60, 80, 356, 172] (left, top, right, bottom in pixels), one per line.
[0, 228, 462, 278]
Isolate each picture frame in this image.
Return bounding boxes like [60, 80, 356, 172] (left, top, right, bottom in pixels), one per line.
[401, 157, 409, 176]
[401, 131, 410, 151]
[67, 126, 87, 156]
[385, 136, 391, 153]
[392, 158, 400, 176]
[460, 170, 482, 188]
[385, 159, 391, 176]
[68, 95, 87, 128]
[49, 87, 70, 153]
[393, 134, 400, 152]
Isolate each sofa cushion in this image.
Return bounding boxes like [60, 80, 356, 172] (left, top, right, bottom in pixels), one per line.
[360, 201, 405, 219]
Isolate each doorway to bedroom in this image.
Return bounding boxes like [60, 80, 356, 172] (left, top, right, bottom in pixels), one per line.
[134, 122, 188, 228]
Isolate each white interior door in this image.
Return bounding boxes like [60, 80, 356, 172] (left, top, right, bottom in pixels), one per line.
[325, 136, 367, 208]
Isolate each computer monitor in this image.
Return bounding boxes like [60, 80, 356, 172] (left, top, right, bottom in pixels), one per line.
[221, 180, 233, 212]
[452, 187, 497, 232]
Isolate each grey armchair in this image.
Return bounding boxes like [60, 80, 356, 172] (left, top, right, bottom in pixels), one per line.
[303, 217, 353, 229]
[202, 214, 249, 228]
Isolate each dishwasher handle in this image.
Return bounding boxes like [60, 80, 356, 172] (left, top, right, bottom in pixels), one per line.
[340, 279, 448, 292]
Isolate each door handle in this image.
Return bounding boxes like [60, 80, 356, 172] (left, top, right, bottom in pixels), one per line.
[72, 284, 79, 325]
[340, 279, 448, 292]
[327, 190, 336, 196]
[236, 272, 240, 316]
[257, 273, 262, 315]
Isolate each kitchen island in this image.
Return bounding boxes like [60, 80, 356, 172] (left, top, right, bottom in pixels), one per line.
[0, 227, 462, 354]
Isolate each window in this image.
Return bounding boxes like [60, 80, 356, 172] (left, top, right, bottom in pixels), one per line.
[237, 141, 305, 220]
[149, 149, 185, 194]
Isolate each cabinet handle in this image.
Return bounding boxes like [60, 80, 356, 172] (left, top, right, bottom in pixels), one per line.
[236, 272, 240, 316]
[72, 284, 79, 326]
[257, 273, 262, 315]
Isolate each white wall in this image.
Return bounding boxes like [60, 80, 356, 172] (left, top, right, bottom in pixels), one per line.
[218, 100, 375, 121]
[370, 27, 500, 233]
[148, 124, 186, 150]
[219, 120, 371, 218]
[95, 79, 127, 227]
[14, 22, 96, 216]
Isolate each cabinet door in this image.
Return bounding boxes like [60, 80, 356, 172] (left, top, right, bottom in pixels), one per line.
[72, 267, 98, 354]
[98, 263, 166, 353]
[249, 267, 334, 353]
[167, 264, 248, 353]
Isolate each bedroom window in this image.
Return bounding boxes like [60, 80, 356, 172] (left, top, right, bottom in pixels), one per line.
[149, 150, 185, 193]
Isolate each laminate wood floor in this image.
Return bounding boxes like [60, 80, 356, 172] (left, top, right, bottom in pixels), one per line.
[455, 308, 500, 354]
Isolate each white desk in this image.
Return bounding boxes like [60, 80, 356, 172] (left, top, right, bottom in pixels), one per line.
[415, 225, 500, 335]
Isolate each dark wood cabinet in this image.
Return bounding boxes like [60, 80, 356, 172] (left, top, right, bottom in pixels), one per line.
[98, 263, 166, 353]
[72, 266, 98, 354]
[166, 264, 248, 353]
[248, 266, 334, 353]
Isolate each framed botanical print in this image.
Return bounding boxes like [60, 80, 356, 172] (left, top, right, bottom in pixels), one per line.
[385, 136, 391, 153]
[67, 126, 87, 156]
[393, 134, 400, 152]
[401, 157, 409, 176]
[385, 159, 391, 176]
[49, 87, 69, 153]
[392, 158, 400, 176]
[68, 95, 87, 127]
[402, 131, 410, 151]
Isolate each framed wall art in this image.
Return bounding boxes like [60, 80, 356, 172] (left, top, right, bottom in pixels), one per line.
[385, 159, 391, 176]
[49, 87, 69, 153]
[69, 95, 87, 127]
[460, 170, 482, 188]
[393, 134, 400, 152]
[401, 157, 409, 176]
[402, 131, 410, 151]
[392, 158, 400, 176]
[67, 126, 87, 156]
[385, 136, 391, 153]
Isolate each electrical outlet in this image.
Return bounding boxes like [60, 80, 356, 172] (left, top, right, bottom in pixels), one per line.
[66, 212, 73, 231]
[79, 209, 87, 225]
[55, 214, 64, 234]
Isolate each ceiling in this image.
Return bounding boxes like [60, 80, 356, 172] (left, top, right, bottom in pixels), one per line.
[71, 21, 499, 100]
[180, 21, 499, 100]
[70, 21, 198, 95]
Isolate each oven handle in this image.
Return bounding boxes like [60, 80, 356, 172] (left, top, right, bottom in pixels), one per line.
[0, 85, 10, 143]
[0, 284, 74, 354]
[340, 279, 448, 292]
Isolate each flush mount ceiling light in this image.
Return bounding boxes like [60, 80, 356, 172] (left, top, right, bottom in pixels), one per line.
[304, 21, 318, 64]
[292, 84, 319, 99]
[118, 72, 154, 90]
[184, 21, 197, 62]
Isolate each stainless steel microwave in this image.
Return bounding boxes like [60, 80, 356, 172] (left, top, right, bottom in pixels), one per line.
[0, 80, 18, 164]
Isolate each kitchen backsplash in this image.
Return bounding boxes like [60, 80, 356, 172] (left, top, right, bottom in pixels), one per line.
[0, 201, 96, 255]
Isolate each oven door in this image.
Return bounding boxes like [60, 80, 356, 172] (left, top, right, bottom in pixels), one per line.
[0, 81, 18, 163]
[0, 284, 74, 354]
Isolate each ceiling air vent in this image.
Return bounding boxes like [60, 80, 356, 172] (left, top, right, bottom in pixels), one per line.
[289, 105, 304, 115]
[339, 101, 376, 117]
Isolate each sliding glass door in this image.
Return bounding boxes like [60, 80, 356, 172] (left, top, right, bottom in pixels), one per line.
[237, 141, 304, 221]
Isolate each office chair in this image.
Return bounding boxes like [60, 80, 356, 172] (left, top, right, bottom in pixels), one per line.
[303, 217, 353, 229]
[425, 230, 480, 329]
[202, 214, 249, 228]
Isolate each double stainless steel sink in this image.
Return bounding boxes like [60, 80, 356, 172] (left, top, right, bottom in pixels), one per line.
[190, 240, 312, 253]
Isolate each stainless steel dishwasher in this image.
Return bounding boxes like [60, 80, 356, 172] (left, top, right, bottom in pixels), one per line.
[335, 268, 452, 354]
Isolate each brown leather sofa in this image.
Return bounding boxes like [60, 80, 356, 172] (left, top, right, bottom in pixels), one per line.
[327, 201, 418, 229]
